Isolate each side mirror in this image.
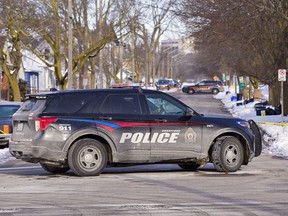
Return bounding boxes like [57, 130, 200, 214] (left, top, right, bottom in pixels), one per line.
[185, 108, 193, 117]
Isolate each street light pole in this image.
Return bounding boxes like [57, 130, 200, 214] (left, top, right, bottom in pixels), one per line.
[171, 53, 183, 79]
[67, 0, 73, 89]
[167, 49, 178, 78]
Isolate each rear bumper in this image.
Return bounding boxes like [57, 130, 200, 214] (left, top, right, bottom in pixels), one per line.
[9, 140, 67, 163]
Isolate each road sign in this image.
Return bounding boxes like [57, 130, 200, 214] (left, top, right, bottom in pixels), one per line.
[278, 69, 286, 81]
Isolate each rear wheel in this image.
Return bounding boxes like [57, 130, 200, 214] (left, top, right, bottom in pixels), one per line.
[211, 137, 244, 172]
[178, 163, 201, 170]
[40, 162, 70, 174]
[68, 139, 108, 176]
[188, 89, 195, 94]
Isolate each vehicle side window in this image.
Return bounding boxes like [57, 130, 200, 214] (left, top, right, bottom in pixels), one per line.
[198, 82, 205, 86]
[145, 94, 185, 115]
[100, 95, 141, 114]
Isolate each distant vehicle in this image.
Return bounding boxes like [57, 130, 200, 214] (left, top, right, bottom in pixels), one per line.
[182, 80, 224, 94]
[156, 79, 180, 91]
[155, 79, 173, 90]
[171, 79, 181, 88]
[110, 83, 144, 88]
[0, 101, 22, 148]
[181, 79, 195, 88]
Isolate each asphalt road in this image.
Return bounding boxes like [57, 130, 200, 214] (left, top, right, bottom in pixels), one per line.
[0, 91, 287, 216]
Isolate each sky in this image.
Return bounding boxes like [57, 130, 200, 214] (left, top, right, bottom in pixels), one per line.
[0, 85, 287, 165]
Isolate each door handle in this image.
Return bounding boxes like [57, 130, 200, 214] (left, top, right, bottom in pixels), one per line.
[155, 118, 167, 123]
[99, 116, 112, 121]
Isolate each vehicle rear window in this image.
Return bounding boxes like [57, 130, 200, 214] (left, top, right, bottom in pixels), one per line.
[19, 98, 42, 111]
[0, 105, 20, 118]
[157, 80, 169, 84]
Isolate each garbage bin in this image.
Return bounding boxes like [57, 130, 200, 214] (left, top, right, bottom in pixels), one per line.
[255, 106, 266, 116]
[237, 93, 243, 101]
[231, 95, 237, 102]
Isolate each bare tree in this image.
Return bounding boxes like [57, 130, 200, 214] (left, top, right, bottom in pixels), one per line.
[19, 0, 131, 90]
[176, 0, 288, 111]
[0, 0, 33, 101]
[114, 0, 177, 86]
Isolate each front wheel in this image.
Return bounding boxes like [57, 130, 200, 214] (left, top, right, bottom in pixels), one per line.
[211, 137, 244, 172]
[212, 88, 219, 94]
[68, 139, 108, 176]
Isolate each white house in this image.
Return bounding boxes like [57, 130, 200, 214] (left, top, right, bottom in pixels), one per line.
[20, 50, 56, 93]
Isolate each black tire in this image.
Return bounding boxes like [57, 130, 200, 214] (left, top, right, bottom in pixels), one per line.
[178, 163, 201, 170]
[212, 88, 219, 94]
[188, 89, 195, 94]
[211, 137, 244, 172]
[68, 139, 108, 176]
[40, 162, 70, 174]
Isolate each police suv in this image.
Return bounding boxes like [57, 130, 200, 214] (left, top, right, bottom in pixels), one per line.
[9, 88, 262, 176]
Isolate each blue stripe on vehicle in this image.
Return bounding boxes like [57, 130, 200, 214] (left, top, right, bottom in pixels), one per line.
[63, 118, 121, 129]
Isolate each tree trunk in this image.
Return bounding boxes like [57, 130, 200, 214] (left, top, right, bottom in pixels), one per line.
[269, 82, 281, 108]
[9, 76, 21, 101]
[0, 61, 21, 101]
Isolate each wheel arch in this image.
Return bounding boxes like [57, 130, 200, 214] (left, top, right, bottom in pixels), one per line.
[208, 132, 250, 165]
[63, 129, 116, 163]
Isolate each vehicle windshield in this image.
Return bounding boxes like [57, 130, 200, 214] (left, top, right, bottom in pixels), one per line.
[157, 80, 169, 84]
[0, 105, 20, 118]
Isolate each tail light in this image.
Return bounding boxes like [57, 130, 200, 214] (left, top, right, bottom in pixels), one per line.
[35, 117, 58, 131]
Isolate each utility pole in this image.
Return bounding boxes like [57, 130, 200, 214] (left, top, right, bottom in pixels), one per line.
[99, 0, 103, 88]
[131, 18, 136, 83]
[0, 72, 2, 102]
[67, 0, 73, 89]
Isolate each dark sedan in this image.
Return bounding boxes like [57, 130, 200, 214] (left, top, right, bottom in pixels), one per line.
[0, 101, 22, 148]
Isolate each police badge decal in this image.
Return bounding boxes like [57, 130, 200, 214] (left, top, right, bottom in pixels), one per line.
[185, 127, 197, 143]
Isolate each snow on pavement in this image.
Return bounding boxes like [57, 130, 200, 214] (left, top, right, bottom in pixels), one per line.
[215, 86, 288, 159]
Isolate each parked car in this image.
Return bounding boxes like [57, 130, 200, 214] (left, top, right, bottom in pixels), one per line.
[182, 80, 224, 94]
[171, 79, 181, 88]
[10, 88, 261, 176]
[155, 79, 174, 90]
[181, 79, 195, 89]
[0, 101, 22, 148]
[156, 79, 180, 90]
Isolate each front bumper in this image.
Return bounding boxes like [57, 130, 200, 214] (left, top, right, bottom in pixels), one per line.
[248, 120, 262, 157]
[0, 134, 11, 146]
